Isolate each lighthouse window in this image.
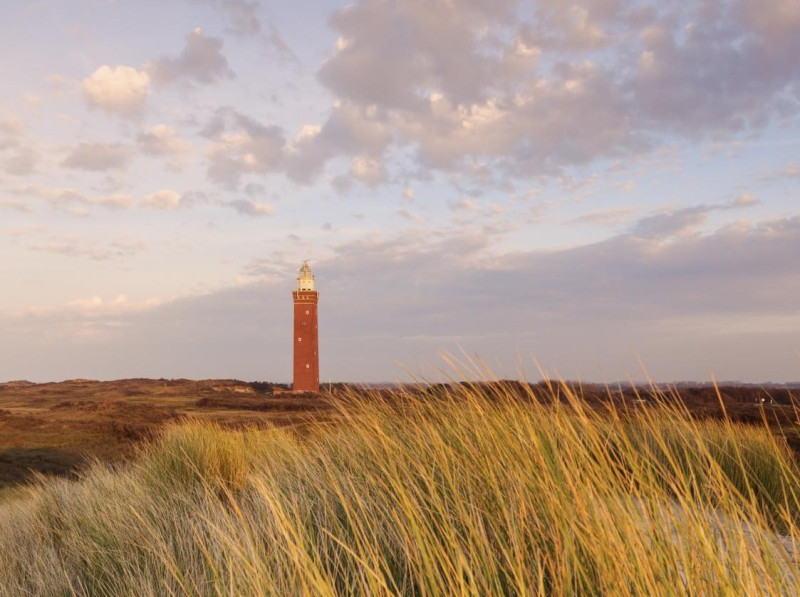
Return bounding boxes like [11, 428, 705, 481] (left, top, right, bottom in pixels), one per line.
[305, 310, 310, 314]
[306, 364, 310, 369]
[297, 337, 302, 342]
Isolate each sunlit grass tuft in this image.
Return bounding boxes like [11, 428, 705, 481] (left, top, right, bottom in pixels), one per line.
[2, 374, 800, 595]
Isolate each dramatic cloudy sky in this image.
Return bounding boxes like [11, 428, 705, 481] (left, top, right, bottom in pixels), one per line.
[1, 0, 799, 383]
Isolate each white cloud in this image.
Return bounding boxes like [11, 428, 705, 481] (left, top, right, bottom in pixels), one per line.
[292, 0, 800, 187]
[148, 28, 233, 87]
[565, 5, 608, 48]
[90, 194, 134, 209]
[22, 93, 41, 108]
[5, 208, 800, 382]
[188, 0, 295, 57]
[137, 124, 192, 155]
[15, 184, 85, 208]
[141, 189, 183, 210]
[61, 142, 131, 171]
[0, 116, 24, 150]
[2, 147, 37, 176]
[0, 115, 38, 175]
[65, 294, 161, 315]
[203, 108, 286, 185]
[631, 197, 763, 239]
[350, 155, 387, 185]
[284, 102, 392, 184]
[224, 199, 274, 216]
[396, 209, 425, 223]
[571, 207, 635, 226]
[779, 163, 800, 179]
[449, 198, 480, 212]
[28, 236, 147, 260]
[738, 0, 800, 49]
[13, 184, 134, 212]
[0, 199, 33, 212]
[732, 193, 760, 207]
[82, 65, 150, 118]
[194, 101, 398, 187]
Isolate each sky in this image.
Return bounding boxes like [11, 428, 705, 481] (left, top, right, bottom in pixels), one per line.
[1, 0, 799, 384]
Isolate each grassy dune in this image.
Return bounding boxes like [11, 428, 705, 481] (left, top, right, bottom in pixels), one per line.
[2, 380, 800, 595]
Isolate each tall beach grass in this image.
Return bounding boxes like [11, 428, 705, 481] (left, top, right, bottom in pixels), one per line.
[2, 377, 800, 595]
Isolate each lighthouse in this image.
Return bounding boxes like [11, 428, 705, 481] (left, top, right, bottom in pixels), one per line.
[292, 260, 319, 393]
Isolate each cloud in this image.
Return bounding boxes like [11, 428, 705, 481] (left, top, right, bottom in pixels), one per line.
[0, 116, 24, 151]
[203, 108, 286, 185]
[631, 197, 760, 239]
[196, 101, 396, 186]
[571, 207, 635, 226]
[0, 283, 282, 379]
[313, 0, 632, 175]
[319, 0, 517, 109]
[396, 209, 425, 223]
[15, 184, 87, 211]
[138, 189, 205, 210]
[732, 193, 760, 207]
[5, 208, 800, 382]
[61, 142, 131, 171]
[737, 0, 800, 54]
[0, 115, 38, 175]
[188, 0, 291, 51]
[307, 213, 800, 381]
[207, 0, 262, 36]
[349, 155, 387, 185]
[82, 65, 150, 118]
[631, 206, 711, 239]
[0, 199, 33, 212]
[294, 0, 800, 187]
[14, 184, 134, 212]
[148, 28, 233, 87]
[141, 189, 184, 210]
[283, 100, 396, 184]
[449, 198, 480, 213]
[62, 295, 162, 317]
[91, 194, 134, 209]
[224, 199, 274, 216]
[137, 124, 192, 155]
[22, 93, 41, 108]
[778, 162, 800, 179]
[301, 208, 800, 351]
[525, 1, 619, 51]
[28, 236, 147, 261]
[2, 147, 37, 176]
[627, 3, 800, 135]
[282, 125, 328, 183]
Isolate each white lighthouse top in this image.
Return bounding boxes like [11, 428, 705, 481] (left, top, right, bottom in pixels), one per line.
[297, 260, 315, 291]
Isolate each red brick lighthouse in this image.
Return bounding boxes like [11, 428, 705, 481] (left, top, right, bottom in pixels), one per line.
[292, 260, 319, 393]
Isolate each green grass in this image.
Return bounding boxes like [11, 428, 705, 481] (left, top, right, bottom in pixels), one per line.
[2, 379, 800, 595]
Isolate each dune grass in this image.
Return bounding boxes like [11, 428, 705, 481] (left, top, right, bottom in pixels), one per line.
[2, 378, 800, 595]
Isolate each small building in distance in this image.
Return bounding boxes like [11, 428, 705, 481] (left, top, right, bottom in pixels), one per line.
[292, 261, 320, 393]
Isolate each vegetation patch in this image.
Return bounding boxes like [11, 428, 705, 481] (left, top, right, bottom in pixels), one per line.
[2, 380, 800, 594]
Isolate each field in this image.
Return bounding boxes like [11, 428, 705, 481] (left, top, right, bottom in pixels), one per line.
[2, 376, 798, 493]
[0, 378, 330, 493]
[3, 376, 800, 594]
